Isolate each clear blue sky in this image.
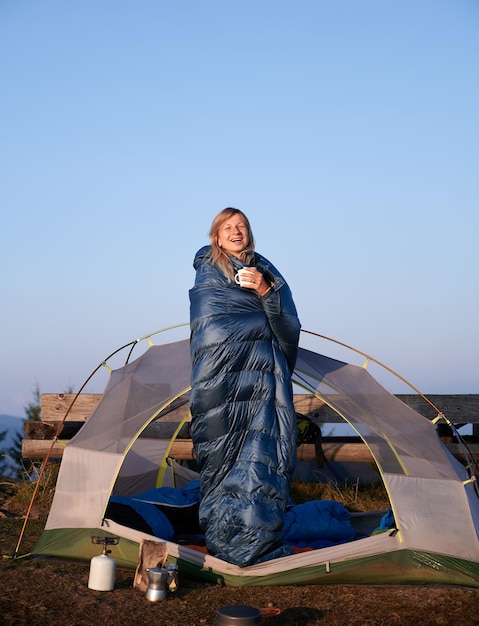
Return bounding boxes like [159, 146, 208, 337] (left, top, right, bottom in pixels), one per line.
[1, 0, 478, 418]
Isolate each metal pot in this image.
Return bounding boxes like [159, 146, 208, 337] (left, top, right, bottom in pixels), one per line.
[215, 605, 262, 626]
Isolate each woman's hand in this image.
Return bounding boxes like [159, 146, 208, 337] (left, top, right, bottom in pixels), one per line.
[239, 268, 271, 297]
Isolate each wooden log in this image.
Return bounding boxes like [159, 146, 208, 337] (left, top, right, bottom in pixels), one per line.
[22, 439, 67, 458]
[22, 437, 479, 464]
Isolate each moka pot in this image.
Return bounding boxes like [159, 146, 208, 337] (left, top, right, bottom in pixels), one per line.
[145, 567, 169, 602]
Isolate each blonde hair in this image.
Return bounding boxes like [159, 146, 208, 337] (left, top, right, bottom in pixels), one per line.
[209, 208, 255, 281]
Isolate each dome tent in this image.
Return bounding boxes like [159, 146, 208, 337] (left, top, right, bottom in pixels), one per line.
[32, 327, 479, 587]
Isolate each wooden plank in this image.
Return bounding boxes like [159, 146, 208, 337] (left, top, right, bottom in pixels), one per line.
[39, 393, 479, 424]
[38, 392, 338, 424]
[396, 394, 479, 423]
[39, 393, 330, 422]
[41, 394, 102, 423]
[297, 394, 479, 424]
[24, 421, 84, 440]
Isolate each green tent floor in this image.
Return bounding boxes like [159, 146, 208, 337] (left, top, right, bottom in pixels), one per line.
[32, 527, 479, 588]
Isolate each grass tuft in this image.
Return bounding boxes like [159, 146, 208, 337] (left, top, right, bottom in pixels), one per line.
[291, 479, 390, 512]
[9, 463, 59, 517]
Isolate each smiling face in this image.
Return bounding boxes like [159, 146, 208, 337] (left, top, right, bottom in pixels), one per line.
[217, 213, 250, 257]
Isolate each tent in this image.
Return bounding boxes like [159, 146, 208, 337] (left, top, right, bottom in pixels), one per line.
[32, 327, 479, 587]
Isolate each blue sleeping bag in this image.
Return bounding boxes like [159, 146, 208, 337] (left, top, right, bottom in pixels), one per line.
[189, 246, 301, 567]
[107, 483, 356, 553]
[284, 500, 356, 548]
[108, 480, 202, 540]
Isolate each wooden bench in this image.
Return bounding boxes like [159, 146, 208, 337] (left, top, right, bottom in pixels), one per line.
[22, 393, 479, 464]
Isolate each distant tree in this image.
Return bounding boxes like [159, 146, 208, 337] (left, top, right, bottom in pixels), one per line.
[0, 428, 10, 476]
[6, 431, 26, 479]
[8, 382, 74, 479]
[25, 383, 42, 423]
[6, 383, 42, 478]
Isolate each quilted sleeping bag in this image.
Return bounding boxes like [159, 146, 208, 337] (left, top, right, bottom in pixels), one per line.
[189, 245, 301, 566]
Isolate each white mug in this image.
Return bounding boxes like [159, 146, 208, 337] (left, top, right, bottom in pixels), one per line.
[234, 267, 256, 287]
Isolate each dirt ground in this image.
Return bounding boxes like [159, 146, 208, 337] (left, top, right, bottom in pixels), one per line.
[2, 479, 479, 626]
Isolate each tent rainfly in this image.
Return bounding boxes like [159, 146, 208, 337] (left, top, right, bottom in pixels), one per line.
[32, 329, 479, 587]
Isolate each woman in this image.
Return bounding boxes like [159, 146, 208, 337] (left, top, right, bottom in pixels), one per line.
[189, 208, 301, 567]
